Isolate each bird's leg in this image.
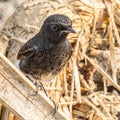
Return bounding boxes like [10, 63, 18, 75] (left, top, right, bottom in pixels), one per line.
[39, 82, 58, 115]
[26, 75, 35, 83]
[26, 75, 42, 95]
[26, 75, 58, 115]
[39, 82, 48, 96]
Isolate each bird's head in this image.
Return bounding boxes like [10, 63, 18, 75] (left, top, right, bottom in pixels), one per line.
[41, 14, 76, 44]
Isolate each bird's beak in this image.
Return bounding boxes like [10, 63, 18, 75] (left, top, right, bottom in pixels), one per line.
[62, 27, 76, 33]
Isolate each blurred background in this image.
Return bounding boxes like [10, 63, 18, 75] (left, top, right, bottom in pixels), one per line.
[0, 0, 24, 30]
[0, 0, 120, 120]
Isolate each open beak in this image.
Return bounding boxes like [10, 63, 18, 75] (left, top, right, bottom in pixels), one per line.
[62, 27, 76, 33]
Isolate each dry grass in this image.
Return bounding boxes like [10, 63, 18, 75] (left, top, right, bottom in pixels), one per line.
[0, 0, 120, 120]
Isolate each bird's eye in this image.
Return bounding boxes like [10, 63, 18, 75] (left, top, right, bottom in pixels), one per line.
[52, 25, 58, 30]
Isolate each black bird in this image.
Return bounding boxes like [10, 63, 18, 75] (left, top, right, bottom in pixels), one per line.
[17, 14, 75, 83]
[17, 14, 75, 114]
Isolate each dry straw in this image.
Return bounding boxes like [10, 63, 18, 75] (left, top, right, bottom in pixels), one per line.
[0, 0, 120, 120]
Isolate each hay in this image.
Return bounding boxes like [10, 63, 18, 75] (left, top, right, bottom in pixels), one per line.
[0, 0, 120, 120]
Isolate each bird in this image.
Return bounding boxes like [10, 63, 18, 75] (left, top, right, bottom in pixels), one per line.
[17, 14, 76, 114]
[17, 14, 75, 83]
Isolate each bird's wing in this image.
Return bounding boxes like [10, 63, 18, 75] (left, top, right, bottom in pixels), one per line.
[17, 44, 39, 60]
